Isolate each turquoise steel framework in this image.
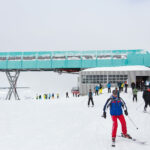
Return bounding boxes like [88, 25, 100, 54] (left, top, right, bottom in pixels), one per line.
[0, 49, 150, 99]
[0, 49, 150, 71]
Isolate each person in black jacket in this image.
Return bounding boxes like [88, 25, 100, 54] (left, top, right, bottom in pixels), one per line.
[66, 92, 69, 98]
[131, 82, 135, 91]
[124, 81, 128, 93]
[88, 89, 94, 107]
[143, 87, 150, 111]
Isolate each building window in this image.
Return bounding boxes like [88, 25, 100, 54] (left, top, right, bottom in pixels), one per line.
[108, 75, 128, 84]
[81, 74, 128, 84]
[81, 75, 107, 84]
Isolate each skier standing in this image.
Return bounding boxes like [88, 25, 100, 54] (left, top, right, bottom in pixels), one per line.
[39, 95, 41, 100]
[95, 85, 99, 95]
[121, 82, 124, 92]
[52, 93, 54, 99]
[88, 89, 94, 107]
[118, 81, 122, 92]
[107, 82, 111, 93]
[124, 81, 128, 93]
[66, 92, 69, 98]
[36, 94, 38, 100]
[143, 87, 150, 111]
[57, 93, 59, 99]
[131, 82, 135, 91]
[132, 87, 138, 102]
[48, 93, 51, 99]
[102, 90, 131, 145]
[99, 83, 103, 94]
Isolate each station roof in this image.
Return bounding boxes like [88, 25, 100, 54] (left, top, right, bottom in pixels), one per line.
[82, 65, 150, 72]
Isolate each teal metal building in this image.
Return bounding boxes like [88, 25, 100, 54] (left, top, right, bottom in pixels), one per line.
[0, 49, 150, 99]
[0, 49, 150, 71]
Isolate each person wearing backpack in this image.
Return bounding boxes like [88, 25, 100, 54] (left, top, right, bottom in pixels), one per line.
[102, 90, 131, 144]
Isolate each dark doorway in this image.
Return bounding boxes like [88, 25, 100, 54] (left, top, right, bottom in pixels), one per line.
[136, 76, 149, 90]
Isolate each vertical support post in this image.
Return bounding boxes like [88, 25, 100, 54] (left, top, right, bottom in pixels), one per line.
[5, 70, 20, 100]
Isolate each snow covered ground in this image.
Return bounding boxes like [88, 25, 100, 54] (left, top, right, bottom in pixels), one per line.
[0, 87, 150, 150]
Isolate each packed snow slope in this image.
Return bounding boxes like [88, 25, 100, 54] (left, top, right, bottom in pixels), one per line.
[0, 88, 150, 150]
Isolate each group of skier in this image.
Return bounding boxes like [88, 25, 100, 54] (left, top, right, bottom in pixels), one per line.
[94, 81, 128, 96]
[108, 81, 128, 94]
[94, 83, 103, 95]
[117, 81, 128, 93]
[36, 93, 59, 100]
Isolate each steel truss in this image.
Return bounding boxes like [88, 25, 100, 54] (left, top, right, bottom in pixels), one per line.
[6, 71, 20, 100]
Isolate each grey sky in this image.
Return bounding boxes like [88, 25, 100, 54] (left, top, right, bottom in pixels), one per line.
[0, 0, 150, 52]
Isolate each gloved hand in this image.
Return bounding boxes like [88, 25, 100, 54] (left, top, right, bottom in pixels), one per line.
[102, 112, 106, 119]
[124, 110, 128, 116]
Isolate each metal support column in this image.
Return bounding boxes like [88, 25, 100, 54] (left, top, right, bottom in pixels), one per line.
[5, 70, 20, 100]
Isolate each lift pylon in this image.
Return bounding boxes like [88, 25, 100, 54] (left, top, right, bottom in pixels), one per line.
[5, 71, 20, 100]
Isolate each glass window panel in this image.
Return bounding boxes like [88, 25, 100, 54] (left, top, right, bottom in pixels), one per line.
[93, 80, 97, 84]
[93, 76, 96, 80]
[82, 75, 86, 79]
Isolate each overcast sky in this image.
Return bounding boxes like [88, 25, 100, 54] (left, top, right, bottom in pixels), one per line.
[0, 0, 150, 52]
[0, 0, 150, 95]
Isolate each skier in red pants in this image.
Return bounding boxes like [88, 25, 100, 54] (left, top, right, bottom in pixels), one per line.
[111, 115, 127, 138]
[102, 90, 131, 144]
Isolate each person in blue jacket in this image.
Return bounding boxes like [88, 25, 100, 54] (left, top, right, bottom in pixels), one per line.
[102, 90, 131, 143]
[107, 82, 111, 93]
[95, 85, 99, 95]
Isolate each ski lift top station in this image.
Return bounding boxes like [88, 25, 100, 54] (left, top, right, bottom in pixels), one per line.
[1, 49, 150, 98]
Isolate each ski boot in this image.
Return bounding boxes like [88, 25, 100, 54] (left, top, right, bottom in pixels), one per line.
[121, 133, 132, 139]
[112, 137, 116, 147]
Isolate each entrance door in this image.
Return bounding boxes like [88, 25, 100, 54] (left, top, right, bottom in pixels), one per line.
[136, 76, 148, 90]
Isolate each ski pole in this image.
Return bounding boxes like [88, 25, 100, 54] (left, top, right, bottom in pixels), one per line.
[127, 115, 139, 130]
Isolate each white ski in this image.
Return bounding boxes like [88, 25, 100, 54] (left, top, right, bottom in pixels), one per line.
[117, 135, 146, 145]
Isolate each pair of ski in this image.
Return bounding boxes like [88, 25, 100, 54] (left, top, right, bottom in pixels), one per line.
[111, 135, 146, 147]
